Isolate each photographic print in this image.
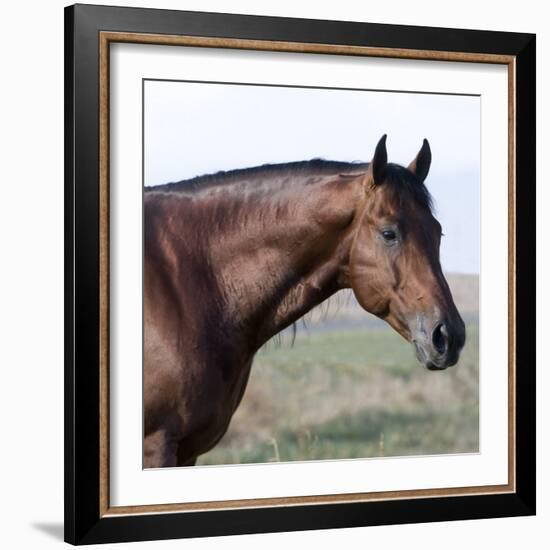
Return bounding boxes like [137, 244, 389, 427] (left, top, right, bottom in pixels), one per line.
[143, 80, 480, 469]
[66, 5, 535, 543]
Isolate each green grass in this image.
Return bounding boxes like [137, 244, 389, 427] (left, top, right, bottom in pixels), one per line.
[197, 323, 479, 466]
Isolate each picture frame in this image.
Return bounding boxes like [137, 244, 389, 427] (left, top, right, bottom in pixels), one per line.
[64, 3, 536, 545]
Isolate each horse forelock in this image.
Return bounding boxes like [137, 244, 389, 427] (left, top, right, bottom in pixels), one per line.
[383, 163, 434, 213]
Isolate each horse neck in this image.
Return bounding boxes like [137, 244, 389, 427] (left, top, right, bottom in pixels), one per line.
[201, 173, 364, 350]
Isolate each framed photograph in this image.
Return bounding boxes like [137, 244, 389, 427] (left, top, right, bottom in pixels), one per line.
[64, 4, 536, 545]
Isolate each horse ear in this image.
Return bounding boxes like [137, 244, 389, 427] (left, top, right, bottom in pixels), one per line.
[408, 138, 431, 182]
[369, 134, 388, 185]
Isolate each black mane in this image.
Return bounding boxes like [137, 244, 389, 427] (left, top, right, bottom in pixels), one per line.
[145, 158, 433, 211]
[145, 159, 368, 193]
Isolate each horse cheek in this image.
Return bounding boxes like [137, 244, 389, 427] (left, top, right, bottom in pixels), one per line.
[349, 224, 379, 314]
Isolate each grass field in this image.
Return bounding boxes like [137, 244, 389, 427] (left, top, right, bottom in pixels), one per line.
[197, 300, 479, 466]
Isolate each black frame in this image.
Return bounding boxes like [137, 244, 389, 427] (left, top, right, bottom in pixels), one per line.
[65, 3, 536, 545]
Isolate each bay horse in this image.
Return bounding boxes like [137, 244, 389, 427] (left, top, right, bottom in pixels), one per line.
[143, 135, 466, 468]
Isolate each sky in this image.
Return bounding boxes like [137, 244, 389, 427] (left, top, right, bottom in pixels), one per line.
[144, 80, 480, 274]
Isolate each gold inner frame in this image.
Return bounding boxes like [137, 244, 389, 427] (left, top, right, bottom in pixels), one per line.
[98, 31, 516, 517]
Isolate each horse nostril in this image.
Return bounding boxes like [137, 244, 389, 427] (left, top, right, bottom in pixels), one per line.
[432, 323, 448, 355]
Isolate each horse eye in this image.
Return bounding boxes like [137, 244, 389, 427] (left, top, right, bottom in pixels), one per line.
[382, 229, 397, 241]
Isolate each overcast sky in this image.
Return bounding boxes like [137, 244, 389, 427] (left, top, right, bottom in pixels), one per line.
[144, 80, 480, 274]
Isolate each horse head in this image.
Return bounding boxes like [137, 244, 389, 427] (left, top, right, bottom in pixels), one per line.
[350, 135, 466, 370]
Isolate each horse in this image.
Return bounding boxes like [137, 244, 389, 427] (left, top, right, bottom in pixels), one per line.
[143, 135, 466, 468]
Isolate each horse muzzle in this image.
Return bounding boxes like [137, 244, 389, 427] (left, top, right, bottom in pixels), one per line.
[411, 315, 466, 370]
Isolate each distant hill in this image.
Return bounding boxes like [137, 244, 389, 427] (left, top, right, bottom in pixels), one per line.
[445, 273, 479, 315]
[295, 273, 478, 333]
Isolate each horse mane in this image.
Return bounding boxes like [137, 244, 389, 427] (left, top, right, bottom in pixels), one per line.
[145, 159, 368, 196]
[146, 158, 433, 212]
